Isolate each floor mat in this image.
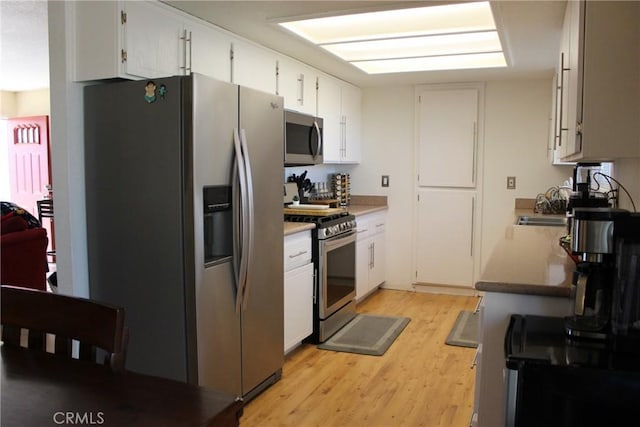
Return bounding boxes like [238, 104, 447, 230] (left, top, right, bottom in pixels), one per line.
[317, 314, 410, 356]
[445, 310, 478, 348]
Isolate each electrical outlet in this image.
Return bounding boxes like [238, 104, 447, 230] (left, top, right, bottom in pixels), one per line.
[381, 175, 390, 187]
[507, 176, 516, 190]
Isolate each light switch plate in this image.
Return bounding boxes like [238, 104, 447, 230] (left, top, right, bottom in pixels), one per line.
[381, 175, 390, 187]
[507, 176, 516, 190]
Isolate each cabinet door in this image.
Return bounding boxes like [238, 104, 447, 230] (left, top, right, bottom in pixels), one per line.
[317, 75, 343, 163]
[341, 84, 362, 163]
[370, 234, 386, 289]
[187, 19, 232, 82]
[232, 39, 276, 93]
[284, 262, 314, 352]
[278, 58, 317, 116]
[416, 190, 475, 287]
[561, 0, 583, 158]
[122, 1, 183, 78]
[418, 88, 478, 188]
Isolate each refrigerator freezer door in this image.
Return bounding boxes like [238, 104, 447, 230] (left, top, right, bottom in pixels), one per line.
[239, 86, 285, 397]
[84, 76, 192, 382]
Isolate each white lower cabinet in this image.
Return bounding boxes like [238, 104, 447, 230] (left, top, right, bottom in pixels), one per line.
[284, 230, 313, 353]
[473, 292, 571, 427]
[355, 211, 386, 301]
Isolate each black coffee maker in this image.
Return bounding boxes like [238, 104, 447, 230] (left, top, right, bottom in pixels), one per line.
[610, 212, 640, 352]
[566, 208, 640, 346]
[567, 163, 610, 212]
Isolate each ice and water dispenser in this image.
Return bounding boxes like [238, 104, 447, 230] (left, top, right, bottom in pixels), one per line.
[203, 185, 233, 265]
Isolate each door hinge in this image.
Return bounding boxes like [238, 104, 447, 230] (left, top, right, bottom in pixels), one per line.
[121, 49, 128, 63]
[120, 10, 127, 25]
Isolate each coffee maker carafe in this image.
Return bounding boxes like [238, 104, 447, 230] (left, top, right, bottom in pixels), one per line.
[565, 208, 625, 339]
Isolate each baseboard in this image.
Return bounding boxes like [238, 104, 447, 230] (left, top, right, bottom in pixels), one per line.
[412, 282, 479, 297]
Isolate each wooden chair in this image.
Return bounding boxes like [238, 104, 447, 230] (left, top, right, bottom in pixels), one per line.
[0, 285, 129, 372]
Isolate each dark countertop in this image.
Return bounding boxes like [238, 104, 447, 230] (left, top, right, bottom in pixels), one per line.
[475, 213, 574, 297]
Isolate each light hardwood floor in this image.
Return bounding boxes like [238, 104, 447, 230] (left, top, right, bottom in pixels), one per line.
[241, 289, 479, 427]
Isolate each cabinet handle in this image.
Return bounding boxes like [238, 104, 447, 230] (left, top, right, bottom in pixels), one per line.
[369, 243, 374, 269]
[470, 197, 475, 257]
[472, 121, 477, 185]
[357, 228, 368, 234]
[187, 31, 192, 74]
[343, 115, 348, 158]
[288, 250, 308, 259]
[180, 30, 188, 75]
[375, 223, 384, 228]
[297, 74, 304, 105]
[558, 52, 570, 147]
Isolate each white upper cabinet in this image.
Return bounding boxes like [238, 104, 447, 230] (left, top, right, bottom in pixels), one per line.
[75, 1, 184, 81]
[75, 1, 233, 82]
[417, 87, 479, 188]
[558, 0, 640, 161]
[277, 57, 317, 116]
[231, 38, 277, 94]
[186, 19, 232, 82]
[318, 75, 362, 164]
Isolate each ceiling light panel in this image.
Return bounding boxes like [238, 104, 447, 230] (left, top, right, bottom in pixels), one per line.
[321, 31, 503, 62]
[278, 1, 507, 74]
[279, 2, 497, 44]
[352, 52, 507, 74]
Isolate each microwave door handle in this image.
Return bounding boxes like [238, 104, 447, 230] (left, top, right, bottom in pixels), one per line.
[311, 120, 321, 159]
[233, 128, 248, 314]
[239, 129, 255, 312]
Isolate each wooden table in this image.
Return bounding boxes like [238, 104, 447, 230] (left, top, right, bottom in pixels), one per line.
[1, 345, 243, 426]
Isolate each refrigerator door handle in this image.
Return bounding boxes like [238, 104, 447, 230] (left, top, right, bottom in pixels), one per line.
[233, 128, 249, 314]
[240, 129, 255, 312]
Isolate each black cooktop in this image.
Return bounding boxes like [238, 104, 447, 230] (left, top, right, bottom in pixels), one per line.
[506, 315, 640, 371]
[284, 211, 353, 226]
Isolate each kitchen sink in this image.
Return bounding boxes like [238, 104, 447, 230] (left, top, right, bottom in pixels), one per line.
[516, 215, 567, 227]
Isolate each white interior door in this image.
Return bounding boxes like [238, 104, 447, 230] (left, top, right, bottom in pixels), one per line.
[416, 189, 475, 287]
[418, 88, 478, 188]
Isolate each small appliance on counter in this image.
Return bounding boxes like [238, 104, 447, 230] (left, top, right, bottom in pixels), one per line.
[566, 162, 610, 213]
[565, 207, 640, 344]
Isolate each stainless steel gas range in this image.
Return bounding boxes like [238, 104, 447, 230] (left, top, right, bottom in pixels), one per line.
[284, 211, 357, 342]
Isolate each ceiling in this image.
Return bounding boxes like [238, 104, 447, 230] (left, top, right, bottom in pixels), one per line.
[0, 0, 567, 92]
[0, 0, 49, 91]
[165, 0, 567, 87]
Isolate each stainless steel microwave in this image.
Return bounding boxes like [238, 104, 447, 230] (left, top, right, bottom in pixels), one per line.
[284, 110, 323, 166]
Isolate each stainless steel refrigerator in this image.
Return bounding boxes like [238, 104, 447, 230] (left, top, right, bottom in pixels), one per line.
[84, 74, 284, 400]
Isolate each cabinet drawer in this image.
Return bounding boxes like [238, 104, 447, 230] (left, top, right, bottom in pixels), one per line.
[356, 212, 386, 241]
[284, 231, 312, 271]
[369, 213, 386, 236]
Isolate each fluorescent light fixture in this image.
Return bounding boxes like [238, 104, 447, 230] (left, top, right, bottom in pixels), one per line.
[278, 1, 507, 74]
[322, 31, 503, 62]
[352, 52, 507, 74]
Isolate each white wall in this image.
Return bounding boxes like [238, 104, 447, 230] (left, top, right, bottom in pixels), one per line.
[48, 2, 90, 297]
[349, 79, 574, 291]
[614, 158, 640, 211]
[481, 79, 573, 270]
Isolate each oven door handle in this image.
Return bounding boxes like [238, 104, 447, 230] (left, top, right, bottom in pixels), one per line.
[322, 230, 356, 251]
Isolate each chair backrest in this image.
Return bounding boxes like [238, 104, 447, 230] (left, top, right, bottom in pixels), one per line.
[36, 199, 54, 222]
[0, 285, 129, 372]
